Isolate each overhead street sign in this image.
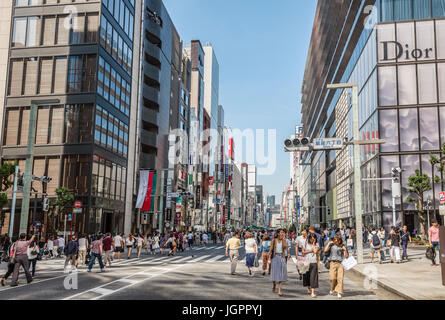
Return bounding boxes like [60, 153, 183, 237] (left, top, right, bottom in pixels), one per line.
[167, 192, 180, 198]
[313, 138, 344, 150]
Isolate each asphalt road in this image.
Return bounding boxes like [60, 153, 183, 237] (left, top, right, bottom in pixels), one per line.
[0, 243, 401, 300]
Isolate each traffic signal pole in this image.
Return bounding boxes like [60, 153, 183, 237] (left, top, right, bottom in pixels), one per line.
[20, 103, 37, 235]
[8, 165, 19, 238]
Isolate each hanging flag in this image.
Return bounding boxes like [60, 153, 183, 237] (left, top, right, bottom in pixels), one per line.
[150, 173, 157, 212]
[135, 171, 150, 209]
[142, 172, 154, 211]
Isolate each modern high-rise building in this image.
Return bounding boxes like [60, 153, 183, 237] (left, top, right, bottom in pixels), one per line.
[300, 0, 445, 233]
[1, 0, 140, 235]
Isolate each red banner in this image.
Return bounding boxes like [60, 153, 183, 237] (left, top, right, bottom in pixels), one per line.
[142, 172, 154, 211]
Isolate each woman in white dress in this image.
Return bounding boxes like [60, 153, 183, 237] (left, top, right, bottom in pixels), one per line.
[152, 233, 160, 256]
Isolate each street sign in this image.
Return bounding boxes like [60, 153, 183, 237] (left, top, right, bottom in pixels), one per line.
[74, 201, 82, 208]
[440, 205, 445, 216]
[313, 138, 344, 150]
[167, 192, 180, 198]
[440, 192, 445, 203]
[73, 208, 82, 214]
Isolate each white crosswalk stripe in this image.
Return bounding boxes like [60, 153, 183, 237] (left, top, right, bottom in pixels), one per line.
[173, 256, 193, 263]
[189, 255, 211, 263]
[193, 247, 205, 251]
[205, 255, 225, 262]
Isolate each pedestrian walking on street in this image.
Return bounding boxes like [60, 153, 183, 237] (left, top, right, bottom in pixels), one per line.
[309, 226, 323, 272]
[58, 235, 65, 258]
[77, 234, 88, 267]
[261, 234, 272, 276]
[167, 234, 177, 256]
[87, 234, 105, 273]
[296, 229, 309, 281]
[268, 229, 289, 297]
[428, 221, 441, 266]
[10, 233, 36, 287]
[27, 240, 39, 277]
[202, 232, 208, 247]
[152, 233, 160, 255]
[1, 237, 17, 286]
[64, 235, 79, 273]
[302, 233, 319, 298]
[45, 237, 54, 259]
[112, 233, 124, 261]
[389, 227, 401, 264]
[125, 234, 134, 259]
[244, 232, 258, 277]
[53, 236, 59, 258]
[136, 234, 144, 258]
[102, 233, 113, 267]
[368, 227, 382, 264]
[400, 225, 411, 261]
[325, 236, 348, 299]
[225, 232, 241, 275]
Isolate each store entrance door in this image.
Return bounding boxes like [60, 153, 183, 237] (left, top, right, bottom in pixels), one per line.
[103, 211, 113, 233]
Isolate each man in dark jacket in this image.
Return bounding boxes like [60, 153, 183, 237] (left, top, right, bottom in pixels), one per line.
[64, 235, 79, 272]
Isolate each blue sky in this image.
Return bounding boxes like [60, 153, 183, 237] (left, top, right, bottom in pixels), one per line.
[163, 0, 316, 200]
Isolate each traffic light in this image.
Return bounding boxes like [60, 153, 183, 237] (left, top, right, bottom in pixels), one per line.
[284, 137, 311, 151]
[43, 196, 49, 212]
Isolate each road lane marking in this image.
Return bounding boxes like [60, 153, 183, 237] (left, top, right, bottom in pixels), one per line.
[173, 256, 193, 263]
[206, 255, 225, 262]
[91, 287, 115, 295]
[189, 255, 211, 262]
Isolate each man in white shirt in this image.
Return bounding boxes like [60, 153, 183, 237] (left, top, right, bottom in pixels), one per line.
[58, 236, 65, 258]
[187, 232, 193, 249]
[77, 234, 88, 267]
[112, 233, 124, 261]
[202, 233, 208, 247]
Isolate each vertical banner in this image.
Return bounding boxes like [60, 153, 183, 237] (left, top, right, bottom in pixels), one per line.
[142, 172, 154, 211]
[150, 173, 157, 212]
[136, 171, 150, 209]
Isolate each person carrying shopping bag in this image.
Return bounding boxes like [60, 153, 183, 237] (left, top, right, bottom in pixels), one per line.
[325, 236, 348, 299]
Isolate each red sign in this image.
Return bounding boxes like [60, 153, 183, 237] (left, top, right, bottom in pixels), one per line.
[229, 138, 234, 160]
[209, 176, 214, 186]
[440, 192, 445, 203]
[74, 201, 82, 208]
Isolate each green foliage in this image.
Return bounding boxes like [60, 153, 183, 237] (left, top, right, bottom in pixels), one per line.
[52, 187, 75, 215]
[0, 162, 16, 193]
[407, 169, 431, 214]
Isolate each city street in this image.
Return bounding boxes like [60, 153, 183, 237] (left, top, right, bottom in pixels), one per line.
[0, 243, 400, 300]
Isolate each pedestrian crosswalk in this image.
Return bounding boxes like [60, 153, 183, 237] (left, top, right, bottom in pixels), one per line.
[10, 244, 300, 279]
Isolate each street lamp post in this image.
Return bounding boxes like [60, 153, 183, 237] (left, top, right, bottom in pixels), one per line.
[327, 83, 364, 264]
[19, 99, 59, 235]
[432, 157, 445, 225]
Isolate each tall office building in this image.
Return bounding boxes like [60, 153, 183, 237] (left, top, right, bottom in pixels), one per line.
[301, 0, 445, 232]
[1, 0, 141, 235]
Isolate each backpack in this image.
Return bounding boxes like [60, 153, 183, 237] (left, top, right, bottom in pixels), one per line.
[372, 233, 380, 247]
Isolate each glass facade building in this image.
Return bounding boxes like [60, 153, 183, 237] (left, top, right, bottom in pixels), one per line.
[0, 0, 139, 235]
[301, 0, 445, 233]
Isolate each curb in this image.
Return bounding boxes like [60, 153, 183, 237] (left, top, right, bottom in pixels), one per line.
[349, 267, 416, 300]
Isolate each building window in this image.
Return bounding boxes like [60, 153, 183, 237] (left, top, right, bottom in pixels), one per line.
[54, 56, 68, 94]
[8, 59, 24, 96]
[414, 0, 432, 19]
[417, 63, 437, 104]
[23, 58, 38, 95]
[42, 16, 56, 46]
[378, 66, 397, 106]
[379, 109, 399, 152]
[399, 108, 419, 152]
[39, 58, 54, 94]
[12, 17, 40, 47]
[397, 65, 417, 105]
[419, 107, 439, 150]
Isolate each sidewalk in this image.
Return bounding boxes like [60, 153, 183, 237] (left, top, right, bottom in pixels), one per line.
[350, 245, 445, 300]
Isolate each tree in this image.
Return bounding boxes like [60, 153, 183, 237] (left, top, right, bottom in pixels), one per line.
[49, 187, 74, 235]
[407, 169, 431, 240]
[0, 162, 16, 230]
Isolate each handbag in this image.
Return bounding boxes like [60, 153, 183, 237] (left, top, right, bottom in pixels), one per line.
[254, 254, 259, 268]
[342, 256, 358, 271]
[9, 243, 16, 264]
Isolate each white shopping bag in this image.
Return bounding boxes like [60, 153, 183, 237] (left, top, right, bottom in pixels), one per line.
[347, 239, 353, 247]
[342, 256, 358, 271]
